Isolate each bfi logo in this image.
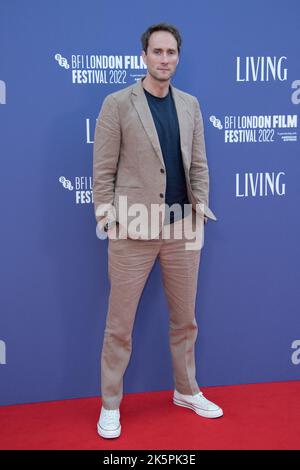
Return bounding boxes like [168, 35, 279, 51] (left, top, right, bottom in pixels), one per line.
[0, 340, 6, 364]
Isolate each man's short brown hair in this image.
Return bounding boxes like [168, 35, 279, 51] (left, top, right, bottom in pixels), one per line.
[141, 23, 182, 55]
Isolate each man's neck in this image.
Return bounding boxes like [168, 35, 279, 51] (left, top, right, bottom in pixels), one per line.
[142, 75, 170, 98]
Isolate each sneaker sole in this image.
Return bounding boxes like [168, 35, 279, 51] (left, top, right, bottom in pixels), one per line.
[97, 422, 121, 439]
[173, 398, 223, 419]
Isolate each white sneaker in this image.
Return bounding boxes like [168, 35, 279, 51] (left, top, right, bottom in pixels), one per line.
[97, 407, 121, 438]
[173, 390, 223, 418]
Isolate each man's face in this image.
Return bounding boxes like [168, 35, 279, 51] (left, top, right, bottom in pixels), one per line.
[142, 31, 179, 82]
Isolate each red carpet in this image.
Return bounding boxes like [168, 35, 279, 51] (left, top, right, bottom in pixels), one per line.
[0, 381, 299, 450]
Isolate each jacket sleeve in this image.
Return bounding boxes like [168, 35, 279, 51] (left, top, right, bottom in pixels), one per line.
[93, 95, 121, 227]
[190, 97, 217, 221]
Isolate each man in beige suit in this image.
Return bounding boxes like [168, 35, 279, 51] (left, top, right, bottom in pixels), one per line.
[93, 23, 223, 439]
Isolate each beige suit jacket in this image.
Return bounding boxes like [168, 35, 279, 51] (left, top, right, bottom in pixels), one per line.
[93, 78, 217, 239]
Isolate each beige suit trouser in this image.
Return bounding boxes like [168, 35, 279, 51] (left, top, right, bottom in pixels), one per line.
[100, 210, 203, 409]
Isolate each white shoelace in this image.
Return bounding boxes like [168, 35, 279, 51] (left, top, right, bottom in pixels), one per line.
[102, 409, 119, 425]
[194, 392, 218, 409]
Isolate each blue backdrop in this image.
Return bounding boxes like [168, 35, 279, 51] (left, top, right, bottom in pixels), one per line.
[1, 0, 299, 406]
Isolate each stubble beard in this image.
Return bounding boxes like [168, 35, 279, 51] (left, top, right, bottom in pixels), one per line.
[148, 68, 174, 83]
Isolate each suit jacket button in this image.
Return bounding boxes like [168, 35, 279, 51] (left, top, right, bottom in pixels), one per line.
[160, 193, 164, 198]
[160, 168, 165, 173]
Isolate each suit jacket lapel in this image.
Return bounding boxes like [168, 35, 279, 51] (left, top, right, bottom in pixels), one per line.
[171, 85, 191, 170]
[131, 79, 191, 170]
[131, 79, 165, 166]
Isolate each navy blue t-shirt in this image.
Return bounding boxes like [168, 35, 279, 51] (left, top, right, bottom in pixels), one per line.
[144, 87, 189, 224]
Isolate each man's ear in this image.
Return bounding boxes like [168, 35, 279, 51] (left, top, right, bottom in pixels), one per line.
[141, 50, 147, 65]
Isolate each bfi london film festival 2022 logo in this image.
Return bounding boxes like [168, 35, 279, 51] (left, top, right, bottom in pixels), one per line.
[54, 52, 147, 85]
[210, 56, 299, 144]
[209, 56, 300, 199]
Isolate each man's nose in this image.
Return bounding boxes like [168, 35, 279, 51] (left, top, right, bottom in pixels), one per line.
[160, 53, 169, 62]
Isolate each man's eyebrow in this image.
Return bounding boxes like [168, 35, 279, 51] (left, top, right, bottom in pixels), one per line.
[153, 47, 177, 51]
